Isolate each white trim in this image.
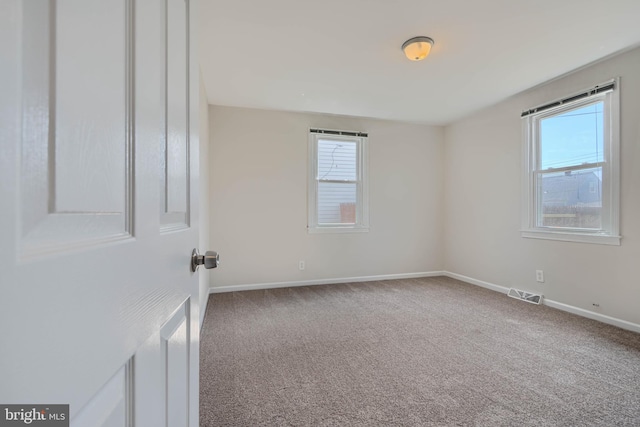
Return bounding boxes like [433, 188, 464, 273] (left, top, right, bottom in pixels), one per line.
[443, 272, 510, 294]
[209, 271, 445, 294]
[543, 299, 640, 334]
[308, 131, 369, 233]
[307, 226, 369, 234]
[443, 271, 640, 334]
[521, 78, 621, 245]
[205, 270, 640, 334]
[521, 229, 621, 245]
[199, 291, 208, 327]
[608, 78, 621, 237]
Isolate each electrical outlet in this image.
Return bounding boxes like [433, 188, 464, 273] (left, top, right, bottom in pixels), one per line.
[536, 270, 544, 283]
[299, 260, 305, 271]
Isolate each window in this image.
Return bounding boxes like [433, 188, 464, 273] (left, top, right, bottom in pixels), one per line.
[308, 129, 369, 233]
[521, 79, 620, 245]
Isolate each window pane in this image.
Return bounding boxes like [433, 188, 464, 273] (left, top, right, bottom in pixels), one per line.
[318, 139, 356, 181]
[317, 182, 356, 224]
[537, 167, 602, 229]
[540, 102, 603, 170]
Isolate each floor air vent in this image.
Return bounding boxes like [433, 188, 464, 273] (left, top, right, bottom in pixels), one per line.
[507, 288, 542, 305]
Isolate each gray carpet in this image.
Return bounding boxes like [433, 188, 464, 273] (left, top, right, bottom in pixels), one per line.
[199, 277, 640, 426]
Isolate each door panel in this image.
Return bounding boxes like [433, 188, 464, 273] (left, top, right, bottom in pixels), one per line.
[55, 0, 128, 213]
[162, 0, 189, 229]
[70, 362, 133, 427]
[0, 0, 201, 425]
[20, 0, 132, 258]
[161, 300, 190, 427]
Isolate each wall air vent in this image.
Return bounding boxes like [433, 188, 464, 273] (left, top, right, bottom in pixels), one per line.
[507, 288, 543, 305]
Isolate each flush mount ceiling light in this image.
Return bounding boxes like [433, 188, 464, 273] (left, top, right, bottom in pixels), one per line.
[402, 36, 434, 61]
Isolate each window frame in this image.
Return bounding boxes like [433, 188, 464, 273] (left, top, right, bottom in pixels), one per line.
[521, 79, 620, 245]
[307, 130, 369, 234]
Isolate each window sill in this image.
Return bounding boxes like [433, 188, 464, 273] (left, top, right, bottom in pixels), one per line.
[521, 229, 620, 246]
[308, 226, 369, 234]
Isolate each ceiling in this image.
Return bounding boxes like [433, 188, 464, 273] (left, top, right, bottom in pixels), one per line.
[199, 0, 640, 125]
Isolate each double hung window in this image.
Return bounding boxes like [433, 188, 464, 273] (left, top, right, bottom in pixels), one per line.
[521, 79, 620, 245]
[308, 129, 369, 233]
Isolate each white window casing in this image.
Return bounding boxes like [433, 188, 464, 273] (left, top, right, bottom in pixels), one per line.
[308, 130, 369, 233]
[521, 78, 620, 245]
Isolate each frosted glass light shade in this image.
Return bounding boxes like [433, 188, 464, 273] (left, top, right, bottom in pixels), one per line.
[402, 36, 434, 61]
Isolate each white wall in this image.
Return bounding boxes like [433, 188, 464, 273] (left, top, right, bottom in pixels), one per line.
[444, 47, 640, 325]
[198, 70, 210, 323]
[209, 106, 445, 288]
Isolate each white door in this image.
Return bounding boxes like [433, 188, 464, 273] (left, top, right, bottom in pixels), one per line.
[0, 0, 201, 426]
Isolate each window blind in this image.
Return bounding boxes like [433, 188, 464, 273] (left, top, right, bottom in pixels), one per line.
[521, 80, 615, 118]
[310, 128, 367, 137]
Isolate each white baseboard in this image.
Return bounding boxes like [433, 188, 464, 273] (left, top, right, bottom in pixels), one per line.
[205, 270, 640, 334]
[209, 271, 445, 294]
[199, 294, 208, 328]
[542, 299, 640, 334]
[443, 271, 640, 334]
[443, 272, 510, 294]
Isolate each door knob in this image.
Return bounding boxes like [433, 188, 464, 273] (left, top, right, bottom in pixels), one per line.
[191, 249, 219, 272]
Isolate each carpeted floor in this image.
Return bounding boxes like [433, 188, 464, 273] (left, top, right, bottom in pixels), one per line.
[199, 277, 640, 426]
